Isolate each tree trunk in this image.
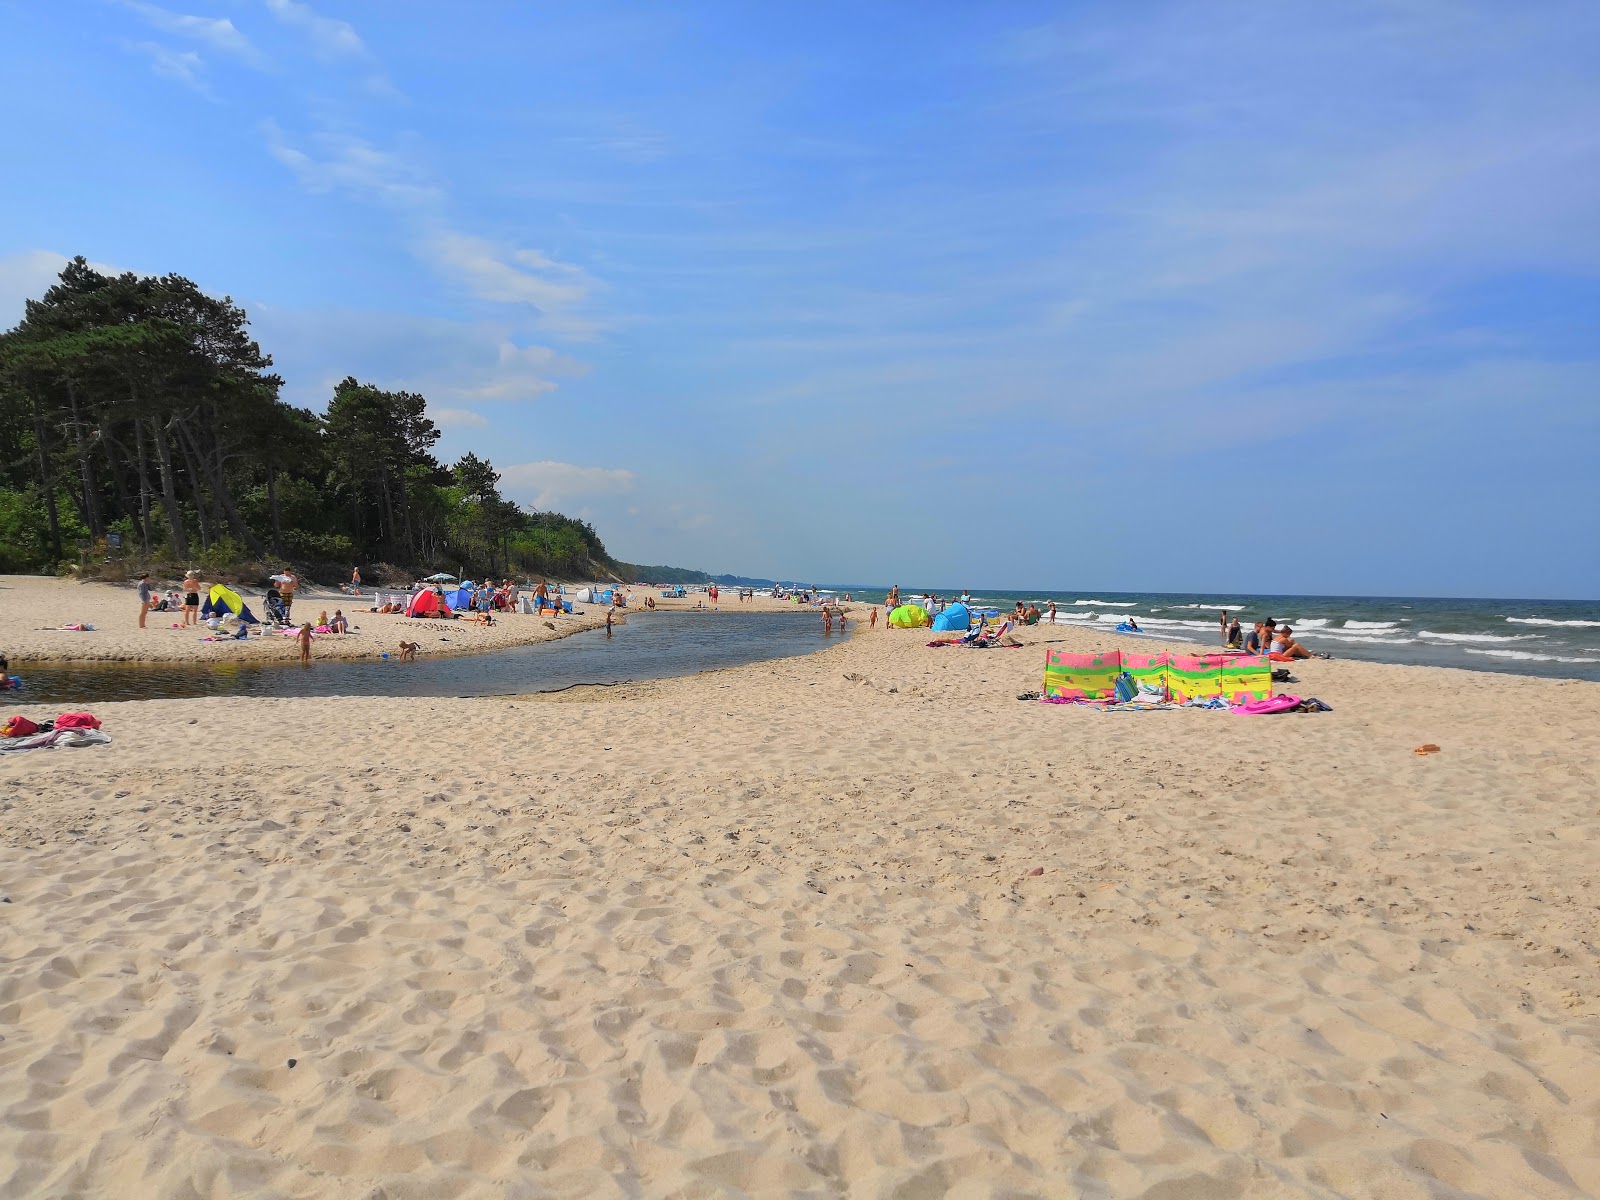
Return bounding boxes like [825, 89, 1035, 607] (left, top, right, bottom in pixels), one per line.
[173, 421, 212, 550]
[100, 430, 145, 549]
[152, 416, 189, 559]
[175, 416, 265, 557]
[28, 393, 64, 561]
[266, 462, 284, 555]
[130, 399, 155, 554]
[65, 382, 103, 537]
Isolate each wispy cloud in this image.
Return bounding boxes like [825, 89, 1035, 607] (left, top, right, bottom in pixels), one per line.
[499, 461, 636, 510]
[119, 0, 264, 65]
[421, 232, 599, 333]
[123, 40, 210, 94]
[261, 0, 364, 60]
[430, 406, 489, 429]
[261, 121, 440, 206]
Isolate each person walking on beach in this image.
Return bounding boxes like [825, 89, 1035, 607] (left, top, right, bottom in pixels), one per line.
[1046, 600, 1057, 624]
[137, 573, 153, 628]
[869, 606, 878, 629]
[297, 621, 313, 664]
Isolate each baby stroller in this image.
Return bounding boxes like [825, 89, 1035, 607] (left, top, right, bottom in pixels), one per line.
[264, 587, 290, 627]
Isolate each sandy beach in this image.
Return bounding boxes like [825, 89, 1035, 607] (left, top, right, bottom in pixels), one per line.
[0, 576, 801, 666]
[2, 594, 1598, 1198]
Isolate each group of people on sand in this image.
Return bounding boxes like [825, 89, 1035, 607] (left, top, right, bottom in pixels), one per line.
[1218, 610, 1327, 661]
[136, 567, 302, 630]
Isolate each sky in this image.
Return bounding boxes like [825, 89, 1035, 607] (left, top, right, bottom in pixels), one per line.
[1, 1, 1596, 598]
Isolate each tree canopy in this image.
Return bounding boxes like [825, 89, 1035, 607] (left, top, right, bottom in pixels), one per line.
[0, 257, 615, 581]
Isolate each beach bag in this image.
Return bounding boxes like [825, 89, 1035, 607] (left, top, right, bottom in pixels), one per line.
[1113, 672, 1138, 704]
[2, 715, 39, 738]
[55, 712, 101, 730]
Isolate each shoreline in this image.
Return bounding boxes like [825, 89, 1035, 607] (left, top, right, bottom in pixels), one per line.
[0, 575, 813, 668]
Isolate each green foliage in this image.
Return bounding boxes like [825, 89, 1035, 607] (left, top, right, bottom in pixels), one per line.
[0, 257, 632, 582]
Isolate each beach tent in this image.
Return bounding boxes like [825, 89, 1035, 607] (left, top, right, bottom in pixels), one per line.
[200, 584, 259, 624]
[406, 588, 445, 618]
[930, 602, 971, 632]
[446, 583, 475, 610]
[573, 587, 593, 603]
[888, 604, 931, 629]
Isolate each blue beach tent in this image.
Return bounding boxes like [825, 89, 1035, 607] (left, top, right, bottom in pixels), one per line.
[931, 602, 971, 632]
[447, 583, 476, 610]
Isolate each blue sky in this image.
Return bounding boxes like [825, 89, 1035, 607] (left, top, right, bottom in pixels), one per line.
[1, 1, 1596, 597]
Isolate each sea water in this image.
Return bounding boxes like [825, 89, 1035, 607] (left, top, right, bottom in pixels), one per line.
[845, 589, 1600, 681]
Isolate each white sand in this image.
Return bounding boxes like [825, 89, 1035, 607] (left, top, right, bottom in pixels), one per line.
[2, 604, 1597, 1197]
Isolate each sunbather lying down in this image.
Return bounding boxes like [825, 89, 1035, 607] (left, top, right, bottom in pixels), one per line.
[463, 611, 495, 626]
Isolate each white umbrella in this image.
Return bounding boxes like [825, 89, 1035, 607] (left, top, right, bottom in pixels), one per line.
[425, 572, 456, 582]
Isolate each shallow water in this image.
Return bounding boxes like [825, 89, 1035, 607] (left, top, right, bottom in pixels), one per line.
[12, 612, 847, 704]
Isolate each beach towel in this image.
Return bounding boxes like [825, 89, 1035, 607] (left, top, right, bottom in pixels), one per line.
[55, 712, 101, 730]
[0, 728, 112, 754]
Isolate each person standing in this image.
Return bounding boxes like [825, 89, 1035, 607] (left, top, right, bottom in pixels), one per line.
[1219, 610, 1230, 643]
[280, 568, 299, 620]
[137, 572, 154, 628]
[297, 622, 313, 664]
[351, 565, 362, 592]
[1046, 600, 1057, 624]
[183, 572, 201, 627]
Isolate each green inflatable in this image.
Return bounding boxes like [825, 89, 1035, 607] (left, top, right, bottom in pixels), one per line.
[888, 604, 930, 629]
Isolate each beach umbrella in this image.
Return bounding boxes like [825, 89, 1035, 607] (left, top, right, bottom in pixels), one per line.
[425, 572, 456, 581]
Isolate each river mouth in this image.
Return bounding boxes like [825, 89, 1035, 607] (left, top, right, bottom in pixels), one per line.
[10, 612, 848, 704]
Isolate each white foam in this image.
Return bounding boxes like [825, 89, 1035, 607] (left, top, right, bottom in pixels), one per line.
[1287, 618, 1330, 628]
[1315, 632, 1418, 645]
[1343, 619, 1400, 629]
[1418, 631, 1542, 644]
[1506, 617, 1600, 628]
[1466, 648, 1600, 663]
[1072, 599, 1130, 606]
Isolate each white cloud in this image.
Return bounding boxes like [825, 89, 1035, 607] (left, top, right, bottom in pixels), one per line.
[120, 1, 263, 64]
[0, 251, 123, 324]
[262, 0, 365, 60]
[498, 461, 636, 509]
[125, 40, 210, 92]
[430, 406, 489, 429]
[262, 122, 440, 207]
[246, 306, 583, 412]
[421, 231, 597, 329]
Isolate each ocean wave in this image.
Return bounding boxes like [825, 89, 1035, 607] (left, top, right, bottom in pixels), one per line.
[1286, 618, 1330, 628]
[1161, 603, 1248, 610]
[1343, 619, 1401, 629]
[1072, 599, 1130, 606]
[1466, 648, 1600, 663]
[1506, 617, 1600, 628]
[1315, 632, 1418, 645]
[1419, 631, 1542, 643]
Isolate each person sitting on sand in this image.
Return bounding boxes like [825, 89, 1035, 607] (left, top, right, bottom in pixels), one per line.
[1243, 621, 1267, 654]
[330, 610, 348, 634]
[1270, 625, 1313, 661]
[1226, 616, 1243, 649]
[1024, 603, 1041, 625]
[317, 610, 330, 629]
[397, 640, 418, 661]
[297, 622, 313, 664]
